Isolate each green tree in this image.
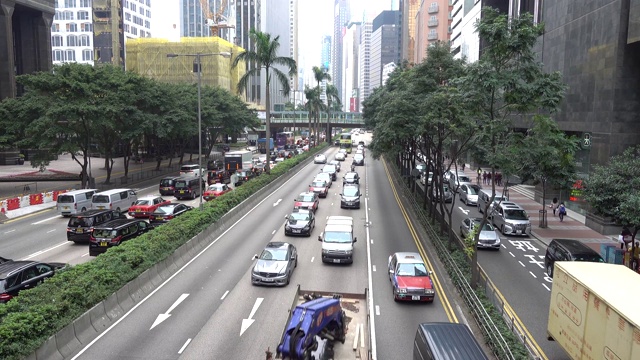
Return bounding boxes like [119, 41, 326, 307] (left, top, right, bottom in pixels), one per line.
[325, 84, 341, 143]
[303, 86, 319, 140]
[232, 29, 297, 173]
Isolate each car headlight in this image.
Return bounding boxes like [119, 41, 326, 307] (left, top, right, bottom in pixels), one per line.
[322, 249, 330, 254]
[398, 288, 407, 293]
[504, 224, 513, 232]
[425, 289, 435, 294]
[285, 225, 291, 230]
[303, 224, 310, 230]
[345, 250, 353, 255]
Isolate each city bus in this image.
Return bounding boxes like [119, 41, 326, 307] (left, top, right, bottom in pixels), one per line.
[276, 131, 294, 150]
[339, 133, 352, 153]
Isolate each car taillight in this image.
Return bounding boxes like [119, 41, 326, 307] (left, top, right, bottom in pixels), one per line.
[0, 293, 12, 302]
[166, 215, 174, 220]
[89, 235, 96, 242]
[245, 177, 248, 180]
[112, 235, 122, 244]
[74, 203, 77, 209]
[67, 228, 72, 232]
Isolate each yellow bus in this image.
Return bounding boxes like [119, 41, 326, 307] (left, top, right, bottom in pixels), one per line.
[339, 133, 352, 153]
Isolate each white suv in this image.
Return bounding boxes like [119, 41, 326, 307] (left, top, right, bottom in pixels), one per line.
[491, 202, 531, 236]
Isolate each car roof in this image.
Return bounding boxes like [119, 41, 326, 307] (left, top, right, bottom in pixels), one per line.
[394, 252, 425, 264]
[159, 203, 181, 207]
[552, 239, 601, 254]
[265, 242, 291, 250]
[72, 209, 117, 217]
[138, 196, 160, 201]
[325, 224, 352, 232]
[291, 208, 311, 214]
[0, 261, 41, 278]
[94, 219, 143, 229]
[298, 192, 315, 196]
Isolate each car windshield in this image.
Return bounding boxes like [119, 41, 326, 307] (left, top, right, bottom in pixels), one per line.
[343, 187, 359, 197]
[324, 231, 351, 243]
[208, 185, 224, 191]
[155, 206, 174, 214]
[396, 263, 429, 277]
[354, 155, 363, 160]
[259, 248, 288, 261]
[57, 195, 75, 203]
[175, 181, 188, 188]
[311, 181, 326, 187]
[574, 254, 605, 262]
[297, 194, 315, 202]
[68, 217, 92, 227]
[92, 229, 117, 238]
[160, 179, 174, 186]
[180, 166, 197, 171]
[493, 196, 506, 203]
[467, 185, 480, 195]
[505, 209, 528, 220]
[473, 221, 494, 231]
[322, 165, 336, 172]
[458, 175, 471, 183]
[134, 200, 151, 206]
[290, 212, 310, 221]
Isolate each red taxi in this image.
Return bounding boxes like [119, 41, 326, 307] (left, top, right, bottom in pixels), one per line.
[388, 252, 435, 302]
[293, 192, 319, 213]
[308, 180, 329, 198]
[203, 183, 232, 201]
[128, 196, 170, 218]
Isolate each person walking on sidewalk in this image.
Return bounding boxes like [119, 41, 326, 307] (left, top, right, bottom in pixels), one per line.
[550, 197, 559, 216]
[477, 168, 482, 185]
[558, 202, 567, 222]
[482, 171, 488, 185]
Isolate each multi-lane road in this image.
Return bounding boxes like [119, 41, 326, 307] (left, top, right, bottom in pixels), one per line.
[0, 133, 568, 359]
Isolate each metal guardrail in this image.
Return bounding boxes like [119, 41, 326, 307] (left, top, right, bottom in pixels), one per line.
[386, 159, 543, 360]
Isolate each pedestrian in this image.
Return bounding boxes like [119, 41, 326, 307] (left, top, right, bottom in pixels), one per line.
[461, 162, 465, 171]
[487, 172, 492, 185]
[477, 168, 482, 185]
[558, 202, 567, 222]
[550, 197, 559, 216]
[496, 172, 502, 186]
[482, 171, 488, 185]
[620, 226, 632, 250]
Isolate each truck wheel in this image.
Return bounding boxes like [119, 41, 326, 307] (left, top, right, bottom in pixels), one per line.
[116, 207, 121, 214]
[81, 207, 86, 212]
[546, 264, 553, 278]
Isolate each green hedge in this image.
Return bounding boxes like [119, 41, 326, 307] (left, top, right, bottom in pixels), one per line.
[0, 143, 328, 360]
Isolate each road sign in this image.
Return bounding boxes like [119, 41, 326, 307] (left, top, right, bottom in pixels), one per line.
[581, 133, 591, 149]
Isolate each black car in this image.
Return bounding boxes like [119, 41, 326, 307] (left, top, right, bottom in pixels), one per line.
[251, 242, 297, 286]
[0, 261, 66, 303]
[149, 203, 194, 226]
[89, 219, 152, 256]
[544, 238, 605, 277]
[0, 256, 11, 264]
[159, 176, 182, 196]
[66, 209, 125, 243]
[343, 171, 360, 185]
[340, 184, 361, 209]
[234, 168, 256, 186]
[284, 209, 316, 236]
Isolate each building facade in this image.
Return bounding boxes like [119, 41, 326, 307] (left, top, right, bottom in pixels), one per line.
[414, 0, 452, 64]
[0, 0, 55, 100]
[179, 0, 235, 43]
[342, 21, 360, 112]
[332, 0, 350, 101]
[450, 0, 481, 62]
[400, 0, 419, 64]
[321, 35, 331, 70]
[358, 20, 372, 110]
[235, 0, 261, 103]
[370, 10, 400, 91]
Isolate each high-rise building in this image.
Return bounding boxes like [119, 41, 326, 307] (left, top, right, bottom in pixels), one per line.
[235, 0, 261, 103]
[332, 0, 350, 101]
[414, 0, 452, 64]
[261, 0, 298, 111]
[370, 10, 400, 90]
[0, 0, 54, 100]
[400, 0, 419, 64]
[179, 0, 235, 43]
[342, 21, 361, 112]
[321, 35, 332, 71]
[358, 20, 372, 110]
[450, 0, 481, 63]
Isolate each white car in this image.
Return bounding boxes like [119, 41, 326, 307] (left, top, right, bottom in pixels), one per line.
[335, 152, 346, 161]
[314, 154, 327, 164]
[314, 172, 333, 188]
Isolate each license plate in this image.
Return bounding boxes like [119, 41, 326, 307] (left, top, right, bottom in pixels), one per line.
[100, 241, 108, 247]
[293, 229, 300, 233]
[412, 295, 421, 300]
[98, 206, 105, 209]
[333, 259, 341, 263]
[164, 187, 170, 190]
[263, 278, 274, 282]
[180, 190, 185, 194]
[516, 230, 522, 235]
[156, 216, 163, 220]
[136, 209, 141, 212]
[76, 229, 83, 233]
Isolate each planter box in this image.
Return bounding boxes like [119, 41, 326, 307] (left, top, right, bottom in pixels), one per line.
[585, 212, 622, 235]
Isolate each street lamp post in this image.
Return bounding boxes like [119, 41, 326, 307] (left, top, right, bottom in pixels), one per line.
[167, 51, 231, 211]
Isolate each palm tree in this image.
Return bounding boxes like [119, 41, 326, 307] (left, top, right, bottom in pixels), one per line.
[325, 84, 341, 143]
[304, 86, 325, 145]
[232, 29, 297, 174]
[312, 66, 331, 140]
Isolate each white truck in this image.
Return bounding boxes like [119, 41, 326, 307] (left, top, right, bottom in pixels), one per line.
[318, 216, 357, 264]
[224, 150, 253, 174]
[547, 262, 640, 359]
[269, 286, 371, 360]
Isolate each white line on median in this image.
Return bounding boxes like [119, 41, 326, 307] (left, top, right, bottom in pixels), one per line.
[178, 338, 191, 354]
[32, 215, 62, 225]
[529, 271, 537, 278]
[22, 241, 69, 260]
[221, 290, 229, 300]
[4, 229, 15, 234]
[46, 229, 56, 233]
[509, 252, 515, 257]
[542, 283, 551, 291]
[518, 261, 525, 267]
[311, 257, 314, 262]
[375, 305, 380, 316]
[365, 197, 378, 360]
[271, 230, 276, 235]
[372, 265, 376, 272]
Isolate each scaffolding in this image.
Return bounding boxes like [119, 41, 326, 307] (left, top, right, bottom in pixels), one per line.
[125, 37, 246, 94]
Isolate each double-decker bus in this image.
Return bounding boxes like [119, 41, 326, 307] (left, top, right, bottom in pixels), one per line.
[276, 131, 294, 150]
[339, 133, 352, 153]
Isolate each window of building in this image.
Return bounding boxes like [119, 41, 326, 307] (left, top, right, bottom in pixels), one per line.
[146, 0, 150, 6]
[144, 20, 150, 29]
[131, 3, 136, 11]
[131, 27, 138, 35]
[146, 9, 150, 17]
[65, 50, 76, 61]
[53, 50, 64, 62]
[79, 0, 91, 7]
[54, 11, 61, 20]
[65, 0, 77, 8]
[67, 35, 78, 46]
[66, 23, 78, 32]
[52, 35, 63, 47]
[78, 10, 89, 20]
[79, 35, 91, 46]
[82, 49, 93, 61]
[124, 24, 130, 32]
[52, 23, 60, 32]
[125, 12, 131, 21]
[139, 7, 144, 15]
[123, 0, 128, 7]
[81, 23, 92, 31]
[63, 11, 74, 20]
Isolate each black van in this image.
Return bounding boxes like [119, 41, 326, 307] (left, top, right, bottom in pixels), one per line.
[544, 238, 605, 277]
[414, 323, 488, 360]
[159, 176, 182, 196]
[66, 209, 125, 243]
[89, 219, 151, 256]
[174, 176, 204, 200]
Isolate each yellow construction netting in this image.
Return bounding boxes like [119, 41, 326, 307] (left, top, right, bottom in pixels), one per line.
[125, 37, 246, 94]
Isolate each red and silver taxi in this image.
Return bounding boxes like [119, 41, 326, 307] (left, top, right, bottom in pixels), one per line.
[128, 196, 170, 218]
[388, 252, 435, 302]
[203, 183, 232, 201]
[293, 192, 319, 213]
[308, 180, 329, 198]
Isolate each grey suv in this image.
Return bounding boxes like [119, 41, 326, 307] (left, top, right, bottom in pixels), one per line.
[491, 202, 531, 236]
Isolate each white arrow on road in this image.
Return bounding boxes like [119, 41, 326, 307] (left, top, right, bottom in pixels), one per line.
[150, 293, 189, 330]
[240, 297, 264, 336]
[458, 207, 470, 215]
[273, 199, 282, 207]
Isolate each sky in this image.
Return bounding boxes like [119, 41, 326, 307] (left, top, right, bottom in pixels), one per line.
[152, 0, 391, 84]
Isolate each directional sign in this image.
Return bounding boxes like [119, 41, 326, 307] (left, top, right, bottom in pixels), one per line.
[273, 199, 282, 207]
[240, 298, 264, 336]
[150, 293, 189, 330]
[458, 207, 470, 215]
[581, 133, 591, 149]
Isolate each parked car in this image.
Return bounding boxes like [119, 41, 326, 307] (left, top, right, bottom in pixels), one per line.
[309, 180, 329, 198]
[0, 261, 67, 303]
[343, 171, 360, 185]
[128, 196, 170, 218]
[477, 189, 507, 214]
[459, 218, 501, 250]
[328, 160, 341, 172]
[251, 242, 297, 286]
[459, 184, 481, 206]
[179, 164, 204, 178]
[293, 192, 320, 213]
[445, 171, 473, 190]
[89, 219, 152, 256]
[203, 183, 232, 201]
[149, 203, 194, 226]
[284, 209, 316, 236]
[314, 154, 327, 164]
[431, 184, 453, 203]
[66, 209, 125, 243]
[420, 172, 433, 187]
[544, 239, 605, 277]
[56, 189, 97, 217]
[234, 168, 257, 186]
[338, 149, 348, 157]
[388, 252, 435, 302]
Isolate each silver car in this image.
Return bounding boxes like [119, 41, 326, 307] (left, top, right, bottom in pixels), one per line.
[459, 184, 481, 206]
[335, 152, 346, 161]
[251, 242, 297, 286]
[329, 160, 341, 172]
[460, 218, 501, 250]
[431, 184, 452, 203]
[491, 203, 532, 236]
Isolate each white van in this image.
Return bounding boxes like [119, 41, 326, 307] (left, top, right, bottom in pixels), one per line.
[477, 189, 507, 214]
[91, 189, 138, 214]
[56, 189, 98, 216]
[318, 216, 357, 264]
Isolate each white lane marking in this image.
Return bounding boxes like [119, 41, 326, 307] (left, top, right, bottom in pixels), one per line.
[71, 161, 319, 359]
[271, 230, 276, 235]
[365, 197, 378, 359]
[542, 283, 551, 292]
[311, 257, 315, 262]
[32, 215, 62, 225]
[22, 242, 69, 260]
[4, 229, 15, 234]
[240, 298, 264, 336]
[458, 207, 470, 215]
[370, 239, 373, 244]
[150, 293, 190, 330]
[518, 261, 525, 267]
[529, 271, 537, 279]
[509, 252, 515, 257]
[81, 253, 90, 257]
[178, 338, 191, 354]
[47, 229, 56, 233]
[372, 265, 376, 272]
[221, 290, 229, 300]
[273, 199, 282, 207]
[501, 243, 506, 248]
